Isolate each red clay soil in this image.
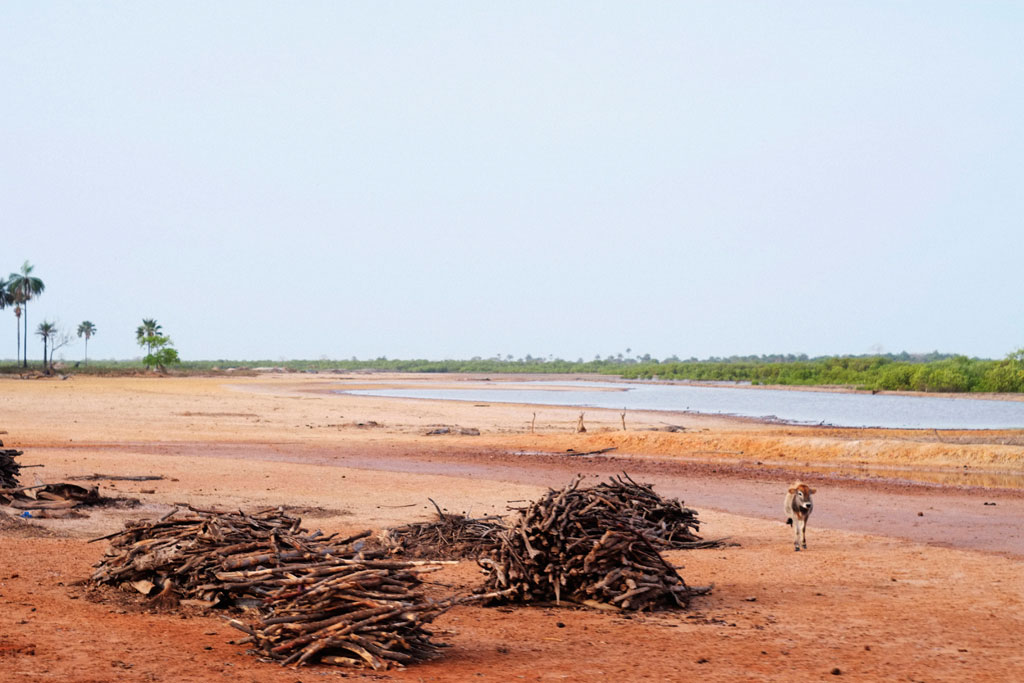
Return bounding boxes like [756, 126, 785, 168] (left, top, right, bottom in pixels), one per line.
[2, 374, 1023, 682]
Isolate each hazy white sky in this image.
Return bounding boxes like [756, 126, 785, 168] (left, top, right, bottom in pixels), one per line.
[2, 2, 1022, 362]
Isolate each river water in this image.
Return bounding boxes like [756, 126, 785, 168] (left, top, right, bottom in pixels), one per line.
[345, 380, 1024, 430]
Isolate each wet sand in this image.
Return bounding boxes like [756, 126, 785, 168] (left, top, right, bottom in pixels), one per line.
[2, 373, 1023, 681]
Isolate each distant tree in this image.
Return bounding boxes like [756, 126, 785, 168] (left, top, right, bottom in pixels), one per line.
[0, 277, 10, 311]
[47, 328, 74, 373]
[135, 319, 179, 372]
[3, 278, 25, 365]
[981, 348, 1024, 393]
[77, 321, 97, 365]
[8, 261, 45, 368]
[0, 277, 13, 360]
[135, 318, 162, 357]
[36, 320, 56, 372]
[145, 341, 180, 372]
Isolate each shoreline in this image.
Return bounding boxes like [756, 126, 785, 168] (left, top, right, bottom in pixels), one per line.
[327, 374, 1024, 431]
[6, 367, 1024, 403]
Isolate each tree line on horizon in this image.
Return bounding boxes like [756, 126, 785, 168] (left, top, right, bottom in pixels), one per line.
[616, 351, 1024, 393]
[260, 352, 1023, 393]
[2, 260, 1020, 392]
[38, 350, 1022, 394]
[0, 260, 178, 373]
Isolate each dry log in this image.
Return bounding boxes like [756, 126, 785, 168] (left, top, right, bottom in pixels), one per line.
[8, 498, 79, 510]
[2, 481, 103, 509]
[564, 447, 617, 457]
[0, 483, 51, 495]
[68, 473, 166, 481]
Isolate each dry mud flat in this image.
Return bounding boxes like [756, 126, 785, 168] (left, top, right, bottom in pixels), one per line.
[1, 374, 1023, 682]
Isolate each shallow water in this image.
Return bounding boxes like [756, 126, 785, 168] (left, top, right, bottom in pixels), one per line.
[344, 380, 1024, 430]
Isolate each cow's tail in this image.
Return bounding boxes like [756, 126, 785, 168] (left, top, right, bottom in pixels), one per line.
[785, 517, 793, 526]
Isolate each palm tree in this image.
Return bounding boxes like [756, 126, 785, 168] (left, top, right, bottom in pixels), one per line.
[77, 321, 97, 365]
[0, 276, 23, 364]
[136, 318, 162, 357]
[8, 261, 45, 368]
[0, 277, 13, 362]
[36, 320, 56, 372]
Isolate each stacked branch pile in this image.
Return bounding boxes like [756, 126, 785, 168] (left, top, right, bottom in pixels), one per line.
[478, 475, 712, 611]
[383, 499, 506, 559]
[1, 442, 23, 488]
[91, 506, 471, 670]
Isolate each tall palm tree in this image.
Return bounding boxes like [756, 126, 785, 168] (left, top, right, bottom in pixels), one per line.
[136, 318, 162, 357]
[8, 261, 45, 368]
[36, 320, 56, 372]
[77, 320, 97, 365]
[0, 276, 23, 363]
[0, 277, 13, 362]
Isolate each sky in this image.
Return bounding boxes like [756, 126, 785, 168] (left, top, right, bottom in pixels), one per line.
[2, 2, 1022, 362]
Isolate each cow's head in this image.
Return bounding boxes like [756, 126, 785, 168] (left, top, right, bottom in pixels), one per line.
[789, 484, 815, 511]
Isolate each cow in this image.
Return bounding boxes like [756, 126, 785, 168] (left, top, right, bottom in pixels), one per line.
[784, 482, 815, 551]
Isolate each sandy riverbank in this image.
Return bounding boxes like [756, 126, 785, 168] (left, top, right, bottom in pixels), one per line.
[2, 373, 1022, 681]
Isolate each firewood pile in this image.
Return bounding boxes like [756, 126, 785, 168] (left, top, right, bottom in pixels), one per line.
[1, 442, 23, 488]
[1, 482, 103, 516]
[382, 499, 506, 559]
[477, 475, 712, 611]
[91, 506, 486, 670]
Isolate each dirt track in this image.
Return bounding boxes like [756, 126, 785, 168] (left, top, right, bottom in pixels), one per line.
[2, 374, 1023, 681]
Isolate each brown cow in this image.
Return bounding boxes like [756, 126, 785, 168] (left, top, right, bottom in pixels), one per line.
[784, 482, 815, 551]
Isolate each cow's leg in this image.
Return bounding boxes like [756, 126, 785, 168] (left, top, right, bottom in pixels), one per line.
[793, 518, 801, 551]
[800, 518, 808, 549]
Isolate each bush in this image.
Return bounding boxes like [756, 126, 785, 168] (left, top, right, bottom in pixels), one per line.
[979, 349, 1024, 392]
